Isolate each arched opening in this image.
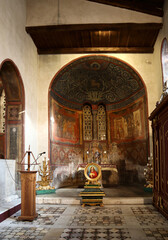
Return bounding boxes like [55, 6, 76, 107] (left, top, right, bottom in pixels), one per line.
[49, 55, 149, 190]
[161, 38, 168, 88]
[0, 60, 25, 169]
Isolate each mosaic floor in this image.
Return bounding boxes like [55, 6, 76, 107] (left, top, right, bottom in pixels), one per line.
[0, 204, 168, 240]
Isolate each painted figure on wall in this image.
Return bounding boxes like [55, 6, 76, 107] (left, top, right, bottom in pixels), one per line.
[54, 113, 64, 138]
[133, 109, 142, 136]
[51, 99, 80, 144]
[112, 105, 143, 141]
[54, 113, 76, 139]
[115, 118, 125, 139]
[62, 119, 76, 139]
[126, 114, 134, 138]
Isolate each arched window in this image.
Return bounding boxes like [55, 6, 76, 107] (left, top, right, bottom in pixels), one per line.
[83, 105, 92, 141]
[97, 105, 106, 140]
[161, 38, 168, 88]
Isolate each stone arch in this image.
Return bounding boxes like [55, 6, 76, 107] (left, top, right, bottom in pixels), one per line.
[0, 59, 25, 162]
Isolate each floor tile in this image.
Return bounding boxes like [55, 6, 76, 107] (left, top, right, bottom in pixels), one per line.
[0, 203, 168, 240]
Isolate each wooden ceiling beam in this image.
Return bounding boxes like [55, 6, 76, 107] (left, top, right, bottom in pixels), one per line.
[87, 0, 164, 17]
[26, 23, 162, 33]
[38, 47, 154, 54]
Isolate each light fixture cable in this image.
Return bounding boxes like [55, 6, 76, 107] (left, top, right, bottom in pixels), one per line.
[58, 0, 60, 25]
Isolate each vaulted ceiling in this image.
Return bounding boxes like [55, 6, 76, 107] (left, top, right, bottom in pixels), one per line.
[26, 0, 164, 54]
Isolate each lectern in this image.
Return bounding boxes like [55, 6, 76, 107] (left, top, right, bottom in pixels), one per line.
[18, 147, 38, 221]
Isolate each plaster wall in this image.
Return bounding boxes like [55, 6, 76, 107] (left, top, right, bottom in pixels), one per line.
[0, 0, 38, 157]
[26, 0, 162, 26]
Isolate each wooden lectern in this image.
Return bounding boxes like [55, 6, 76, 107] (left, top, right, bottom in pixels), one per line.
[18, 147, 38, 221]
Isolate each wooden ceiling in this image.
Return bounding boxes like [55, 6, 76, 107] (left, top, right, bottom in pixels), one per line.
[26, 0, 164, 54]
[26, 23, 162, 54]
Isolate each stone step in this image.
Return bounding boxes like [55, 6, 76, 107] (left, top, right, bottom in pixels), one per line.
[36, 195, 152, 205]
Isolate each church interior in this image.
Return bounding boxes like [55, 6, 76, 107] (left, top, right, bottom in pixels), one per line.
[0, 0, 168, 239]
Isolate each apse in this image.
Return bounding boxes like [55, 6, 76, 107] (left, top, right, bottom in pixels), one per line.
[49, 55, 148, 188]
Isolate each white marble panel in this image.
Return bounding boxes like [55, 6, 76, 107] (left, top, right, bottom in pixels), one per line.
[0, 159, 17, 201]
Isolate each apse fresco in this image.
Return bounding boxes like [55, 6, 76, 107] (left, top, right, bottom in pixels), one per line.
[49, 56, 148, 187]
[51, 143, 83, 165]
[51, 99, 80, 144]
[109, 97, 148, 166]
[110, 97, 146, 141]
[50, 56, 145, 110]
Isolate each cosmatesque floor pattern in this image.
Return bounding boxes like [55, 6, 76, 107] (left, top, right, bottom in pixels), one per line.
[0, 204, 168, 240]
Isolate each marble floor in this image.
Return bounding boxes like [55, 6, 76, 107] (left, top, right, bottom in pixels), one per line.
[0, 204, 168, 240]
